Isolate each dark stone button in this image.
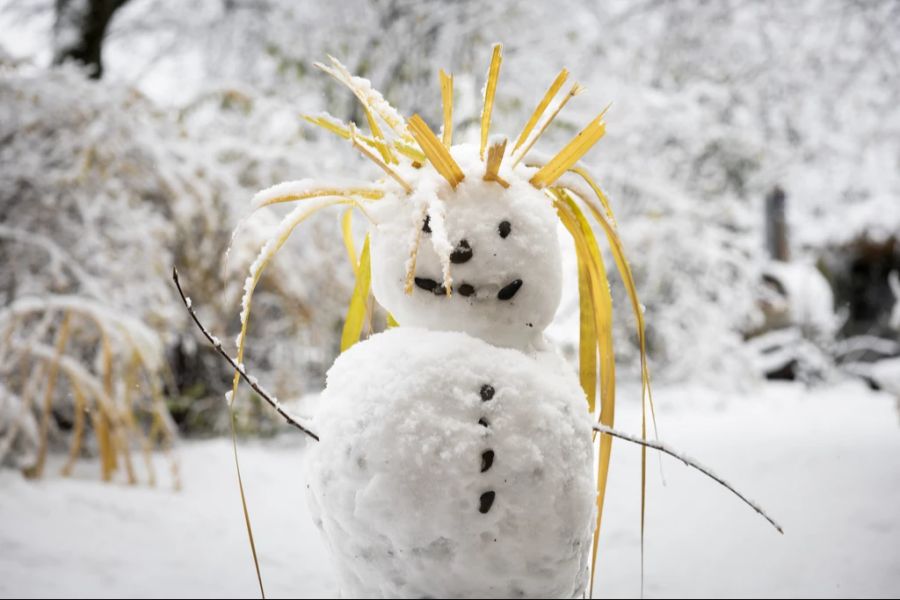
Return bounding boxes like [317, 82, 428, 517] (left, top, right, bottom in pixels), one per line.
[422, 215, 431, 233]
[479, 491, 495, 514]
[478, 417, 490, 428]
[498, 220, 511, 238]
[480, 384, 495, 401]
[497, 279, 522, 300]
[481, 450, 495, 472]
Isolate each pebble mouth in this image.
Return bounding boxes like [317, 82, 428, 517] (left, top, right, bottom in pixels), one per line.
[497, 279, 523, 300]
[413, 276, 523, 300]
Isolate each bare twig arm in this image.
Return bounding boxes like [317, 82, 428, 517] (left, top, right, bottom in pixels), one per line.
[593, 423, 783, 534]
[171, 268, 319, 442]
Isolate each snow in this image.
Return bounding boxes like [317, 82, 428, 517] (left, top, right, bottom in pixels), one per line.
[370, 144, 562, 350]
[1, 380, 898, 598]
[307, 327, 594, 597]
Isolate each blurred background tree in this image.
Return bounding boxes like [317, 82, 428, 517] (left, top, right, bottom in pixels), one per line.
[1, 0, 898, 478]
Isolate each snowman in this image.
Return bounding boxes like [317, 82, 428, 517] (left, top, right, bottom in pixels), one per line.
[225, 44, 651, 599]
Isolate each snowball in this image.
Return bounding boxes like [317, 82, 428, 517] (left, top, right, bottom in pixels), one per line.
[306, 327, 594, 598]
[369, 143, 563, 350]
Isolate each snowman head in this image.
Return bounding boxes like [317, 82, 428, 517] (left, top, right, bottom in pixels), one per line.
[369, 143, 563, 348]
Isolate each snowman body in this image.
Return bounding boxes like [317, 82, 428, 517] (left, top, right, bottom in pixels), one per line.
[305, 144, 596, 598]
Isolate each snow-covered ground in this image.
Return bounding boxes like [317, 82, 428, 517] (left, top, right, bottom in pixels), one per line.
[1, 380, 898, 599]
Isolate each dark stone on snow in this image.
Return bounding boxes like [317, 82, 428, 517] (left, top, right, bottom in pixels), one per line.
[450, 239, 473, 264]
[479, 491, 496, 514]
[497, 279, 522, 300]
[414, 277, 438, 292]
[481, 450, 495, 472]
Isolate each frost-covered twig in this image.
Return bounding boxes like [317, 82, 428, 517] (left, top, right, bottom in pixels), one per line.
[593, 424, 783, 534]
[171, 268, 320, 441]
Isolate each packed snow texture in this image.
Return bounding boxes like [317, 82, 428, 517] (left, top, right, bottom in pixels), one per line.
[370, 144, 562, 350]
[1, 381, 898, 598]
[306, 327, 594, 598]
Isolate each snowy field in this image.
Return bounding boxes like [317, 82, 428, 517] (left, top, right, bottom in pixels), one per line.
[1, 380, 898, 599]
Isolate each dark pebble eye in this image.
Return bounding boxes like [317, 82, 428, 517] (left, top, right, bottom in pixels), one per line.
[422, 215, 431, 233]
[450, 239, 473, 264]
[498, 221, 511, 238]
[458, 283, 475, 297]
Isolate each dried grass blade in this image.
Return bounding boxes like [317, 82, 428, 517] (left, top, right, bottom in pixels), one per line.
[340, 235, 372, 352]
[530, 108, 607, 188]
[408, 114, 465, 188]
[480, 44, 503, 160]
[440, 69, 454, 148]
[483, 138, 509, 188]
[513, 68, 569, 153]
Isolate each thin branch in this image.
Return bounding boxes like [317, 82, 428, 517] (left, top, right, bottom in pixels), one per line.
[174, 268, 781, 535]
[593, 424, 783, 534]
[171, 268, 319, 442]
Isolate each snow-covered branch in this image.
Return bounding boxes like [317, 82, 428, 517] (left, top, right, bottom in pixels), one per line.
[172, 267, 320, 442]
[593, 423, 783, 534]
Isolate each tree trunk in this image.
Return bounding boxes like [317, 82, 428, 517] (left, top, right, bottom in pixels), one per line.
[52, 0, 129, 79]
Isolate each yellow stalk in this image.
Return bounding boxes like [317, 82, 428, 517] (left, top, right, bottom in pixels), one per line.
[554, 192, 617, 599]
[404, 204, 428, 294]
[304, 114, 426, 163]
[569, 166, 617, 227]
[513, 82, 584, 167]
[480, 44, 503, 160]
[340, 209, 358, 274]
[61, 379, 86, 477]
[256, 184, 383, 211]
[340, 235, 372, 351]
[24, 312, 72, 479]
[316, 57, 412, 141]
[350, 125, 413, 193]
[363, 103, 397, 164]
[440, 69, 453, 148]
[408, 114, 465, 188]
[483, 138, 510, 188]
[513, 68, 569, 153]
[530, 105, 609, 188]
[229, 196, 362, 598]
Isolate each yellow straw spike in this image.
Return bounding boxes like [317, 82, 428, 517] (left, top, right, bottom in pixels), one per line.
[340, 234, 372, 351]
[513, 68, 569, 153]
[408, 114, 465, 188]
[530, 106, 608, 188]
[440, 69, 454, 148]
[512, 82, 584, 167]
[253, 184, 383, 212]
[349, 125, 413, 193]
[363, 104, 397, 164]
[304, 114, 426, 163]
[340, 209, 358, 275]
[483, 138, 510, 188]
[480, 44, 503, 160]
[553, 189, 616, 598]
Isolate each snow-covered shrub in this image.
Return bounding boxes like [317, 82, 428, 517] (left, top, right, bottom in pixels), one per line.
[0, 64, 356, 474]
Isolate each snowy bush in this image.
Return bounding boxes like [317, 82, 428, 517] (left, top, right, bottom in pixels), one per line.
[0, 63, 357, 473]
